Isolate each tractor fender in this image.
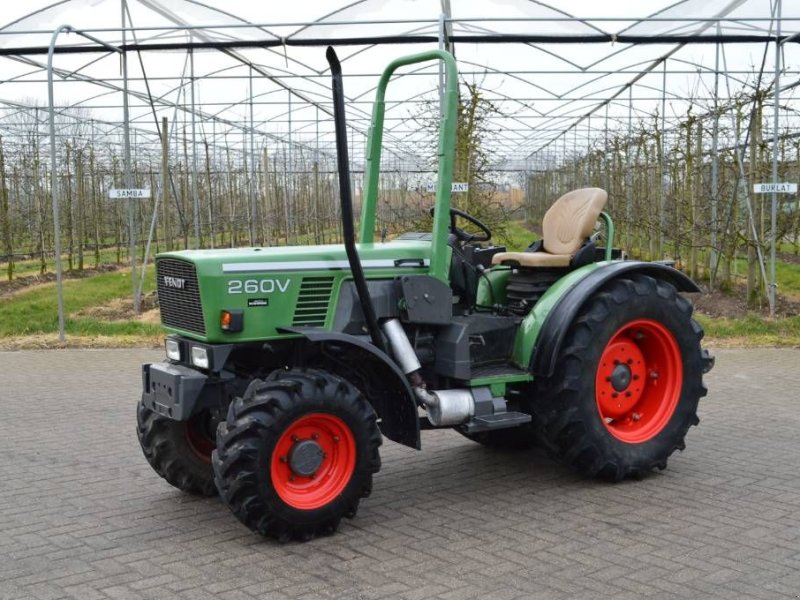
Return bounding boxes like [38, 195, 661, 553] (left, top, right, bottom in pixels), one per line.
[529, 261, 701, 378]
[280, 327, 421, 450]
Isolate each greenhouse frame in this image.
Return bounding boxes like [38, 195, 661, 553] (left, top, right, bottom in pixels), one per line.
[0, 0, 797, 330]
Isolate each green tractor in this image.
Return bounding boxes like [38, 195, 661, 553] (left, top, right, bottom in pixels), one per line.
[137, 48, 714, 541]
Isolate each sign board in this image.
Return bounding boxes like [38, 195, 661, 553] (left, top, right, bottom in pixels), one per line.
[425, 182, 470, 193]
[109, 188, 151, 199]
[753, 182, 798, 194]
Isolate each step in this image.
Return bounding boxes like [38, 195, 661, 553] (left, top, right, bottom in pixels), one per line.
[463, 411, 532, 433]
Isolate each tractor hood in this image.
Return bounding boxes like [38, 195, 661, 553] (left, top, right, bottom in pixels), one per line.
[154, 239, 434, 343]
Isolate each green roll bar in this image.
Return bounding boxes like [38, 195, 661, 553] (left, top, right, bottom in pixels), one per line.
[359, 50, 458, 282]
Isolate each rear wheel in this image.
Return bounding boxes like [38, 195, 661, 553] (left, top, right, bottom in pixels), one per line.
[137, 402, 218, 496]
[530, 274, 707, 481]
[213, 368, 381, 542]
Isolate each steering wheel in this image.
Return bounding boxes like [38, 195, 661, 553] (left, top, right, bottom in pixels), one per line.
[429, 207, 492, 243]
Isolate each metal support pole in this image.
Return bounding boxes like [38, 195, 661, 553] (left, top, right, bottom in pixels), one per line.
[242, 128, 249, 243]
[48, 23, 121, 333]
[659, 60, 667, 258]
[160, 116, 169, 251]
[438, 13, 446, 113]
[626, 84, 633, 250]
[190, 48, 200, 248]
[47, 25, 72, 342]
[604, 103, 609, 193]
[249, 66, 257, 246]
[711, 27, 721, 289]
[121, 0, 139, 313]
[438, 0, 453, 116]
[287, 89, 293, 244]
[720, 42, 771, 302]
[586, 113, 591, 183]
[769, 0, 782, 317]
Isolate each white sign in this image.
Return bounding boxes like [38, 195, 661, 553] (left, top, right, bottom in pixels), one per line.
[109, 188, 151, 199]
[425, 182, 470, 193]
[753, 182, 798, 194]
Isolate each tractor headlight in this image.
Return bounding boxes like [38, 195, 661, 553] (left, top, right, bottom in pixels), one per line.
[165, 338, 181, 361]
[191, 346, 210, 369]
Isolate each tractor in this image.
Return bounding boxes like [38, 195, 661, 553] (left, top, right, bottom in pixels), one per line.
[137, 48, 714, 542]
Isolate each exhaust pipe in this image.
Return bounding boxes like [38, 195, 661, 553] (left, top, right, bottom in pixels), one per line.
[326, 46, 386, 355]
[381, 318, 474, 426]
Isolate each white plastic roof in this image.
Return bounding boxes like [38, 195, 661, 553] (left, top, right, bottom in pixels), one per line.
[0, 0, 797, 173]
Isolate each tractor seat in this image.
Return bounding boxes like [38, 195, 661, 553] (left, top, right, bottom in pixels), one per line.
[492, 187, 608, 268]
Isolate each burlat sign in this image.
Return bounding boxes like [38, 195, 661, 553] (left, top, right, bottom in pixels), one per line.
[753, 183, 798, 194]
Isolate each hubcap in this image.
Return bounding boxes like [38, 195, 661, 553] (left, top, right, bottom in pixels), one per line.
[595, 319, 683, 443]
[610, 363, 632, 392]
[289, 439, 325, 477]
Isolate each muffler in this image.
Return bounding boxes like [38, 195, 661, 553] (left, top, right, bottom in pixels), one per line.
[418, 388, 474, 426]
[381, 318, 475, 426]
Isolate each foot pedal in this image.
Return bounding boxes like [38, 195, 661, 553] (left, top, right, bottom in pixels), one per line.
[464, 411, 531, 433]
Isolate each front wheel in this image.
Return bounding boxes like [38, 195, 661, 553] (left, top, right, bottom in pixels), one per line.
[212, 369, 381, 542]
[530, 274, 708, 481]
[137, 403, 218, 496]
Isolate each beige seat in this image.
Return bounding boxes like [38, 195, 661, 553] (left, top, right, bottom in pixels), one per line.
[492, 187, 608, 268]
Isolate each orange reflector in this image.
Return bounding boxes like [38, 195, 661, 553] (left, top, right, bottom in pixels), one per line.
[220, 311, 233, 330]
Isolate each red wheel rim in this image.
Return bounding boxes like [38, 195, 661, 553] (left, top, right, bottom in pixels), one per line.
[185, 414, 215, 464]
[270, 413, 356, 510]
[595, 319, 683, 443]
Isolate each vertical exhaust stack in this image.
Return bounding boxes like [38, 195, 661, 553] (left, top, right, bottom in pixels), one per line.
[326, 46, 386, 354]
[326, 47, 476, 429]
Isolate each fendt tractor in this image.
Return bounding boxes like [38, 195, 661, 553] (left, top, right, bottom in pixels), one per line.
[137, 48, 714, 541]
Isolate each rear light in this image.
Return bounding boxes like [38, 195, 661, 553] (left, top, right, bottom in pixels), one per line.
[220, 310, 244, 332]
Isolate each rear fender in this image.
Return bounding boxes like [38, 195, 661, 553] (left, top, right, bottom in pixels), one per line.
[280, 327, 420, 449]
[514, 261, 701, 377]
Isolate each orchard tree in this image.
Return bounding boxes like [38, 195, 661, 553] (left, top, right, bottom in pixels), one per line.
[410, 80, 511, 242]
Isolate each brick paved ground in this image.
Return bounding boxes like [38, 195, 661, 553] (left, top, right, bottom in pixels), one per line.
[0, 348, 798, 599]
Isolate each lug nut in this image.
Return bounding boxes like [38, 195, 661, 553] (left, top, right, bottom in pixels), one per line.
[333, 435, 340, 443]
[291, 434, 299, 442]
[289, 475, 296, 482]
[631, 413, 641, 422]
[650, 371, 659, 380]
[311, 433, 319, 440]
[280, 456, 288, 463]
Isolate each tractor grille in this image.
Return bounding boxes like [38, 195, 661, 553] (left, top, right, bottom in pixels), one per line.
[292, 276, 334, 327]
[156, 258, 206, 335]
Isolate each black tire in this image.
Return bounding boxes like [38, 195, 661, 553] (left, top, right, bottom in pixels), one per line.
[212, 368, 381, 542]
[456, 424, 537, 451]
[137, 401, 218, 496]
[530, 274, 707, 481]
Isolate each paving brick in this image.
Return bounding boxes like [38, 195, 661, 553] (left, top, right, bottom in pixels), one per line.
[0, 348, 798, 599]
